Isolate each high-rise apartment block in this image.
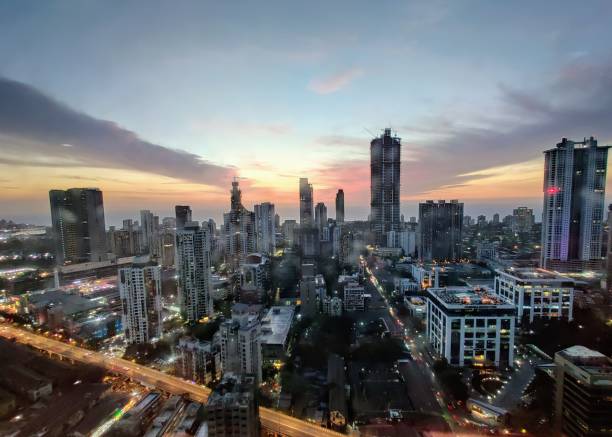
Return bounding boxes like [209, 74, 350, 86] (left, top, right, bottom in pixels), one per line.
[299, 178, 314, 228]
[336, 189, 345, 223]
[370, 128, 401, 245]
[175, 205, 192, 231]
[511, 207, 535, 233]
[223, 180, 256, 267]
[315, 202, 327, 237]
[541, 137, 609, 272]
[254, 202, 276, 255]
[49, 188, 107, 265]
[203, 373, 259, 437]
[219, 304, 262, 383]
[175, 222, 213, 322]
[175, 337, 220, 385]
[418, 200, 463, 261]
[118, 259, 162, 344]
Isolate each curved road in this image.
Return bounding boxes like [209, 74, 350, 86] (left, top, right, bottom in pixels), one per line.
[0, 324, 343, 437]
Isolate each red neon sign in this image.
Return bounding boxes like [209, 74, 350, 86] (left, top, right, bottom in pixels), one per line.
[546, 186, 561, 195]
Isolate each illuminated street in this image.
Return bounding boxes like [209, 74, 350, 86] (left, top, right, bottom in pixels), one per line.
[0, 323, 344, 437]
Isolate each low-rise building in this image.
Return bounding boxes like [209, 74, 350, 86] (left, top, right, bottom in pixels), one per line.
[0, 365, 52, 402]
[494, 268, 574, 324]
[405, 296, 427, 320]
[426, 287, 515, 367]
[259, 306, 295, 363]
[394, 277, 420, 294]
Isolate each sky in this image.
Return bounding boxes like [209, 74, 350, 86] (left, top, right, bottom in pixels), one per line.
[1, 1, 612, 226]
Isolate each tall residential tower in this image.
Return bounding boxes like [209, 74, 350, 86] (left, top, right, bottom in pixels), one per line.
[370, 128, 401, 245]
[176, 222, 213, 322]
[299, 178, 314, 228]
[118, 259, 162, 345]
[541, 137, 609, 272]
[254, 202, 276, 255]
[418, 200, 463, 262]
[335, 189, 345, 223]
[49, 188, 107, 265]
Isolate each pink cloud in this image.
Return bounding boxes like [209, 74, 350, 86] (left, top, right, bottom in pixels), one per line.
[308, 68, 364, 94]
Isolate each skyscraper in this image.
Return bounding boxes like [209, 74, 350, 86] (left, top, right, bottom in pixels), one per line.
[418, 200, 463, 262]
[118, 259, 162, 345]
[299, 177, 313, 228]
[49, 188, 107, 265]
[370, 128, 401, 245]
[175, 205, 192, 231]
[223, 179, 256, 267]
[175, 222, 213, 322]
[541, 137, 610, 272]
[254, 202, 276, 255]
[315, 202, 327, 237]
[140, 209, 161, 258]
[335, 189, 345, 223]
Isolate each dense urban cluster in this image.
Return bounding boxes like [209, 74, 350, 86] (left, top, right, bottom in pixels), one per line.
[0, 131, 611, 437]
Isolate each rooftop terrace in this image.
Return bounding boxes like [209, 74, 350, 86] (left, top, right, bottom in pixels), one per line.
[429, 286, 511, 307]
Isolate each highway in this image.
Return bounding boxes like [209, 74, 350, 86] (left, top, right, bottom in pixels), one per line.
[0, 323, 344, 437]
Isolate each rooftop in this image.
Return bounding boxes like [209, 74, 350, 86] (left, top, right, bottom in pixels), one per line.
[498, 267, 573, 282]
[26, 289, 103, 315]
[557, 346, 612, 379]
[206, 373, 255, 408]
[428, 286, 512, 307]
[260, 306, 295, 346]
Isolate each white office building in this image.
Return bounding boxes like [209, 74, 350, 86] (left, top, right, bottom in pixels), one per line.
[494, 268, 574, 324]
[118, 260, 162, 344]
[426, 287, 515, 367]
[175, 222, 213, 323]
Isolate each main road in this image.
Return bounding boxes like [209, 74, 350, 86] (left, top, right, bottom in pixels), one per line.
[0, 324, 343, 437]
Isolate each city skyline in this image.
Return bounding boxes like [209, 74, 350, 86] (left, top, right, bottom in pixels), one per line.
[2, 1, 612, 224]
[2, 4, 612, 437]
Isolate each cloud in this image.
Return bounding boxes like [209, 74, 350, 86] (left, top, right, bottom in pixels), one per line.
[399, 56, 612, 198]
[308, 68, 364, 94]
[0, 77, 233, 187]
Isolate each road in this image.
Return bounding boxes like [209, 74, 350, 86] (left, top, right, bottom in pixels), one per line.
[0, 324, 343, 437]
[364, 264, 460, 433]
[491, 355, 543, 410]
